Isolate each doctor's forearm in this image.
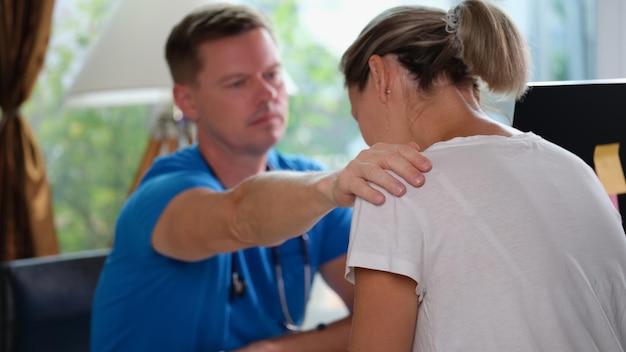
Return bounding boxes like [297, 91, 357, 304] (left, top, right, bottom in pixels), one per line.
[235, 315, 352, 352]
[227, 170, 337, 247]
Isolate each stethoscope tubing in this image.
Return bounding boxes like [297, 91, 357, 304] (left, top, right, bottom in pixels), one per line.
[272, 233, 311, 332]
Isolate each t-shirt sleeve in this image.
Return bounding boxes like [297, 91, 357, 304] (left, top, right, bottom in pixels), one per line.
[345, 182, 427, 299]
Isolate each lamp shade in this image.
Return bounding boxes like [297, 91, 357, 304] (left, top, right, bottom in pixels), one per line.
[63, 0, 296, 107]
[65, 0, 219, 107]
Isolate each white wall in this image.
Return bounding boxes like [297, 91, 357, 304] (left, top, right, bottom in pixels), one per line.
[597, 0, 626, 78]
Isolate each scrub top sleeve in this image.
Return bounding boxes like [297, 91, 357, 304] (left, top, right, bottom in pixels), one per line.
[317, 207, 352, 265]
[114, 171, 220, 259]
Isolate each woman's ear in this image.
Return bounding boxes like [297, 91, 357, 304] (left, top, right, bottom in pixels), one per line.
[173, 84, 198, 121]
[368, 55, 390, 103]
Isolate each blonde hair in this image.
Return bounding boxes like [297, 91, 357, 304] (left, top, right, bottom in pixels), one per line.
[340, 0, 530, 99]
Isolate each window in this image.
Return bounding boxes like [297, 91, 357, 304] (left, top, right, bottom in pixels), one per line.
[25, 0, 608, 329]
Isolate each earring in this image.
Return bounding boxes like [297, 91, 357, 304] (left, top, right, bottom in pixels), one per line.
[385, 89, 391, 95]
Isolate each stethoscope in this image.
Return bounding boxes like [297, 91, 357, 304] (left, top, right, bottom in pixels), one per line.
[273, 233, 311, 331]
[229, 235, 311, 332]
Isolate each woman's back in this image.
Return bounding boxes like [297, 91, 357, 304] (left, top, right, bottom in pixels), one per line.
[347, 132, 626, 351]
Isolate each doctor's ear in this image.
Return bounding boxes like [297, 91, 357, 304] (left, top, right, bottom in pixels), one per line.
[173, 84, 198, 121]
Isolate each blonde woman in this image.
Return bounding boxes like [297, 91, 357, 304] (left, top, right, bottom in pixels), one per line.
[341, 1, 626, 351]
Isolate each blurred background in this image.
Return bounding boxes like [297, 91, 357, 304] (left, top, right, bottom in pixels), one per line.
[17, 0, 624, 327]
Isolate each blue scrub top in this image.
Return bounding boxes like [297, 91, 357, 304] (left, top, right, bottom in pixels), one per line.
[90, 145, 352, 352]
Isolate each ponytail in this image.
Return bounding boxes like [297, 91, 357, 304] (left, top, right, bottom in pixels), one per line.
[452, 0, 530, 98]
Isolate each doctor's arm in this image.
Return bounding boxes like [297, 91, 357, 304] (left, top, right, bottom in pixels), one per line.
[152, 142, 431, 261]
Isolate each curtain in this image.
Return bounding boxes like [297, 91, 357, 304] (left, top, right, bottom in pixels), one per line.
[0, 0, 59, 260]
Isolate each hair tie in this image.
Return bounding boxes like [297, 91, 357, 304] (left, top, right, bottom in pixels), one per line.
[444, 6, 461, 34]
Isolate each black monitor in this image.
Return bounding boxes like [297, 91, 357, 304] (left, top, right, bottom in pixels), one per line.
[512, 79, 626, 231]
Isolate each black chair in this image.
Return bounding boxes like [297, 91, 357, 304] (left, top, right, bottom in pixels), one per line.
[0, 248, 109, 352]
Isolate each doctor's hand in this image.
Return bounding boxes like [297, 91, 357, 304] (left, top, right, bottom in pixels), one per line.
[328, 142, 431, 207]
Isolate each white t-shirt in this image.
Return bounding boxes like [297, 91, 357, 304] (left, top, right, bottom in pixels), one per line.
[346, 133, 626, 352]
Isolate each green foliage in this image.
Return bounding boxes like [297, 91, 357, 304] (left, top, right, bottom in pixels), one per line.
[253, 0, 360, 162]
[35, 106, 150, 251]
[24, 0, 151, 252]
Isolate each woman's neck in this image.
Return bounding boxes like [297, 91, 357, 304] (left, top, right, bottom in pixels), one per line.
[408, 85, 515, 150]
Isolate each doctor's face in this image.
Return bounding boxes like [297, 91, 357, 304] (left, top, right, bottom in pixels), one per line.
[177, 28, 289, 155]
